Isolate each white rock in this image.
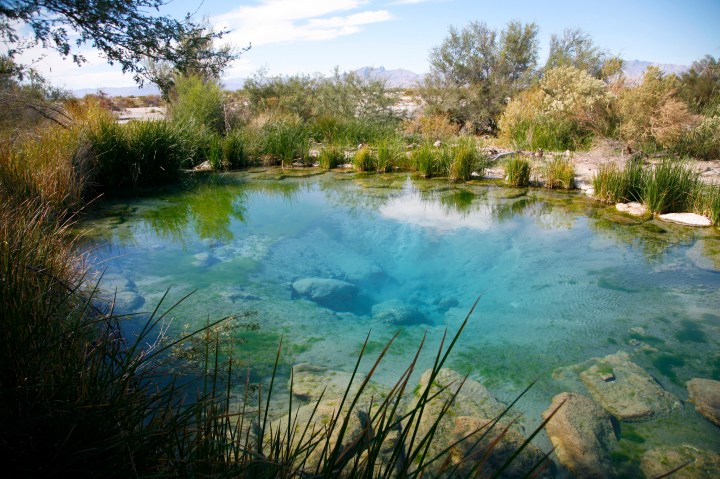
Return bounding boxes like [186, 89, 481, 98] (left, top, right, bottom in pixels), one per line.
[658, 213, 712, 227]
[616, 202, 648, 217]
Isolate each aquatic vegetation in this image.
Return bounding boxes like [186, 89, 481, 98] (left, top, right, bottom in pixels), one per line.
[352, 145, 374, 172]
[411, 143, 438, 178]
[375, 136, 405, 172]
[543, 156, 575, 189]
[318, 145, 344, 169]
[449, 137, 482, 181]
[642, 160, 700, 214]
[504, 155, 531, 187]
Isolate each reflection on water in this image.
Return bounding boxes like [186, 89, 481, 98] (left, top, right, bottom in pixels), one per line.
[78, 170, 720, 464]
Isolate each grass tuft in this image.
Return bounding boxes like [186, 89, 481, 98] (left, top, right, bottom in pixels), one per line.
[543, 156, 575, 189]
[504, 155, 531, 187]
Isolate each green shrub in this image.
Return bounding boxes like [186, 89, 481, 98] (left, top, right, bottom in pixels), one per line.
[206, 133, 224, 170]
[317, 145, 344, 169]
[696, 184, 720, 224]
[643, 160, 700, 214]
[352, 146, 374, 171]
[543, 156, 575, 189]
[169, 74, 225, 133]
[504, 156, 531, 187]
[681, 116, 720, 160]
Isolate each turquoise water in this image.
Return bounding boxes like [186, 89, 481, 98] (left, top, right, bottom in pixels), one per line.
[79, 171, 720, 461]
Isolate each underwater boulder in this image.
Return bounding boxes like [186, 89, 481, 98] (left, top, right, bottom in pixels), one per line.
[112, 290, 145, 313]
[192, 252, 219, 267]
[687, 378, 720, 427]
[641, 444, 720, 479]
[291, 277, 358, 310]
[371, 299, 428, 326]
[578, 351, 681, 421]
[290, 363, 386, 403]
[542, 392, 617, 478]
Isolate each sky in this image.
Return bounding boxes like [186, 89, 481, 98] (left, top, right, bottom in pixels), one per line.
[15, 0, 720, 91]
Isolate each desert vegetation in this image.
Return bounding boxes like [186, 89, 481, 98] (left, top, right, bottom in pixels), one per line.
[2, 1, 720, 475]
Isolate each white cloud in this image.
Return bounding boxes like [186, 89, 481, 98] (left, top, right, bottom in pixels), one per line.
[212, 0, 392, 47]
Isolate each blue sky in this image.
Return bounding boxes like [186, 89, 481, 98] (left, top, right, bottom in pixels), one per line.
[18, 0, 720, 90]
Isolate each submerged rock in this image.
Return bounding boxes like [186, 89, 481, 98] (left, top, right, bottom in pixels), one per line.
[578, 351, 681, 421]
[404, 369, 550, 477]
[641, 444, 720, 479]
[291, 277, 358, 310]
[687, 378, 720, 427]
[542, 392, 617, 478]
[449, 416, 550, 478]
[686, 239, 720, 272]
[112, 290, 145, 312]
[371, 299, 428, 326]
[290, 363, 384, 403]
[615, 202, 648, 217]
[192, 252, 219, 267]
[658, 212, 712, 227]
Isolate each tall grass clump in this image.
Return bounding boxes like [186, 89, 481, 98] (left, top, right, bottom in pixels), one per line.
[352, 145, 374, 172]
[258, 116, 309, 166]
[222, 129, 251, 168]
[87, 118, 193, 190]
[317, 145, 344, 169]
[543, 156, 575, 189]
[448, 137, 481, 181]
[592, 158, 645, 203]
[695, 184, 720, 224]
[375, 136, 404, 172]
[411, 143, 438, 178]
[504, 155, 531, 187]
[643, 160, 700, 214]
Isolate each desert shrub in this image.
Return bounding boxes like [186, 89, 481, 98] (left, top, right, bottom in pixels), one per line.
[403, 113, 460, 140]
[543, 156, 575, 189]
[168, 74, 225, 133]
[504, 156, 531, 187]
[680, 115, 720, 160]
[352, 146, 374, 171]
[616, 67, 700, 152]
[643, 160, 700, 214]
[499, 66, 610, 150]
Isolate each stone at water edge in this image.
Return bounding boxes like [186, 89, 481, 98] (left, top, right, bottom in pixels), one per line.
[641, 445, 720, 479]
[542, 392, 617, 479]
[578, 351, 681, 421]
[615, 202, 648, 217]
[687, 378, 720, 427]
[658, 212, 712, 227]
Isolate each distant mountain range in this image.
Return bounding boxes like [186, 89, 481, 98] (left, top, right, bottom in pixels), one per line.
[72, 61, 689, 97]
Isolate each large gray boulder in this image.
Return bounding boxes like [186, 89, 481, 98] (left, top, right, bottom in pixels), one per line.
[371, 299, 428, 326]
[542, 392, 617, 478]
[687, 378, 720, 427]
[578, 351, 681, 421]
[641, 444, 720, 479]
[291, 277, 358, 310]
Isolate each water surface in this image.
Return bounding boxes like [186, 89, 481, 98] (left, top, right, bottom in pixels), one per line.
[79, 170, 720, 464]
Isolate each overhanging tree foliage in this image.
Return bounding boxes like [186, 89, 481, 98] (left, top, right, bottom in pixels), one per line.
[0, 0, 241, 84]
[420, 20, 539, 134]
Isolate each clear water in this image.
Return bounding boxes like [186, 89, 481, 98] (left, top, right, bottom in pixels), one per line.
[78, 171, 720, 464]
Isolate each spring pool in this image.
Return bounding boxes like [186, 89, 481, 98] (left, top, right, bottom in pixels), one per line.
[78, 170, 720, 468]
